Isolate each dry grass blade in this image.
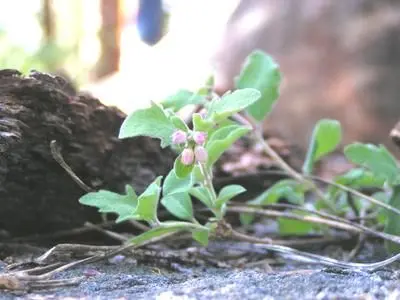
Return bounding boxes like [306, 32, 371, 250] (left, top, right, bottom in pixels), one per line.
[0, 260, 87, 291]
[227, 205, 400, 245]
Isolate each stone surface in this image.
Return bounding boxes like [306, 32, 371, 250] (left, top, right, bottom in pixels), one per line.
[1, 251, 399, 299]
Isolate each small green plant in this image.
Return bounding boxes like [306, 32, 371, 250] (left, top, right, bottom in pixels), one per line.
[78, 50, 400, 255]
[79, 86, 262, 246]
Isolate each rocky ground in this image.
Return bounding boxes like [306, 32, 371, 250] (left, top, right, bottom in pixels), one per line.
[1, 241, 400, 299]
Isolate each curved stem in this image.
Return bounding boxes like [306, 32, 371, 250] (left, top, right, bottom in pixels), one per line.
[227, 205, 400, 245]
[157, 221, 209, 234]
[254, 130, 337, 212]
[229, 227, 400, 271]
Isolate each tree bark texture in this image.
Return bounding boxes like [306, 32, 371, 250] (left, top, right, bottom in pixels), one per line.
[0, 70, 175, 237]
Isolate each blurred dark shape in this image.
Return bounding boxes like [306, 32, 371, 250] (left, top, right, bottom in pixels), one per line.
[213, 0, 400, 154]
[96, 0, 122, 79]
[137, 0, 164, 46]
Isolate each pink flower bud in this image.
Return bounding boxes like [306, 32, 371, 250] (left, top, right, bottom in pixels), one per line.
[193, 131, 207, 145]
[181, 148, 195, 165]
[199, 109, 207, 119]
[172, 130, 187, 145]
[194, 145, 208, 163]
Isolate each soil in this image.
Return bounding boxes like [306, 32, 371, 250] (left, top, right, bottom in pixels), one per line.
[1, 241, 399, 299]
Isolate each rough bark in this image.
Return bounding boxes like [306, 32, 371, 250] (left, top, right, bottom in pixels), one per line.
[0, 70, 175, 237]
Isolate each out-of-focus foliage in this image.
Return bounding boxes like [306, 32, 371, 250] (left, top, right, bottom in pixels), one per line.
[0, 29, 65, 73]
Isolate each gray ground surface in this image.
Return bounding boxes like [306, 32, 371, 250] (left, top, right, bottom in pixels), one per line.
[1, 247, 400, 300]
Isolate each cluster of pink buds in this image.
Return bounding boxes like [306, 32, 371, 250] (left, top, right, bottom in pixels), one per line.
[192, 131, 207, 145]
[171, 130, 187, 145]
[171, 130, 208, 165]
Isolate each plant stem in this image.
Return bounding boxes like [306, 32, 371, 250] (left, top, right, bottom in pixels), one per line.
[228, 229, 400, 271]
[311, 176, 400, 217]
[233, 113, 336, 211]
[253, 130, 337, 212]
[158, 221, 208, 232]
[227, 205, 400, 245]
[198, 163, 218, 202]
[198, 162, 224, 218]
[224, 169, 400, 218]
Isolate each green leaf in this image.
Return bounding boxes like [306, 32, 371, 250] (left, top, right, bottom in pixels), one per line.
[132, 176, 162, 223]
[384, 185, 400, 253]
[250, 180, 306, 206]
[119, 103, 175, 148]
[239, 213, 254, 226]
[334, 168, 385, 188]
[163, 169, 193, 196]
[235, 50, 282, 121]
[375, 192, 390, 225]
[161, 192, 193, 221]
[170, 115, 189, 132]
[215, 184, 246, 208]
[128, 225, 185, 246]
[209, 88, 261, 122]
[189, 186, 213, 209]
[278, 217, 314, 236]
[302, 119, 342, 174]
[79, 185, 138, 223]
[344, 143, 400, 184]
[207, 124, 240, 143]
[206, 125, 251, 166]
[192, 228, 209, 246]
[326, 168, 386, 206]
[241, 180, 306, 225]
[197, 75, 214, 96]
[193, 113, 214, 132]
[160, 89, 205, 111]
[174, 156, 194, 179]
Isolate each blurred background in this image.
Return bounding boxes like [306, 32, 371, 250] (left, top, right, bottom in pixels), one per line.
[1, 0, 400, 155]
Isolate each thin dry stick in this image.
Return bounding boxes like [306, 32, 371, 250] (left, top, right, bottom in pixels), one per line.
[227, 205, 400, 245]
[346, 206, 367, 261]
[310, 175, 400, 216]
[227, 229, 350, 247]
[0, 260, 88, 291]
[50, 140, 93, 193]
[128, 220, 151, 232]
[233, 113, 303, 182]
[240, 203, 360, 227]
[84, 222, 128, 242]
[254, 131, 336, 211]
[228, 206, 363, 233]
[228, 228, 400, 271]
[232, 169, 400, 218]
[52, 140, 151, 234]
[270, 235, 351, 247]
[36, 229, 181, 267]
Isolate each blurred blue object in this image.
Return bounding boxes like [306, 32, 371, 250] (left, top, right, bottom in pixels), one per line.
[137, 0, 164, 46]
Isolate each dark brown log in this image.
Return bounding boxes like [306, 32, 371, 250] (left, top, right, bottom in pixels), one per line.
[0, 70, 175, 237]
